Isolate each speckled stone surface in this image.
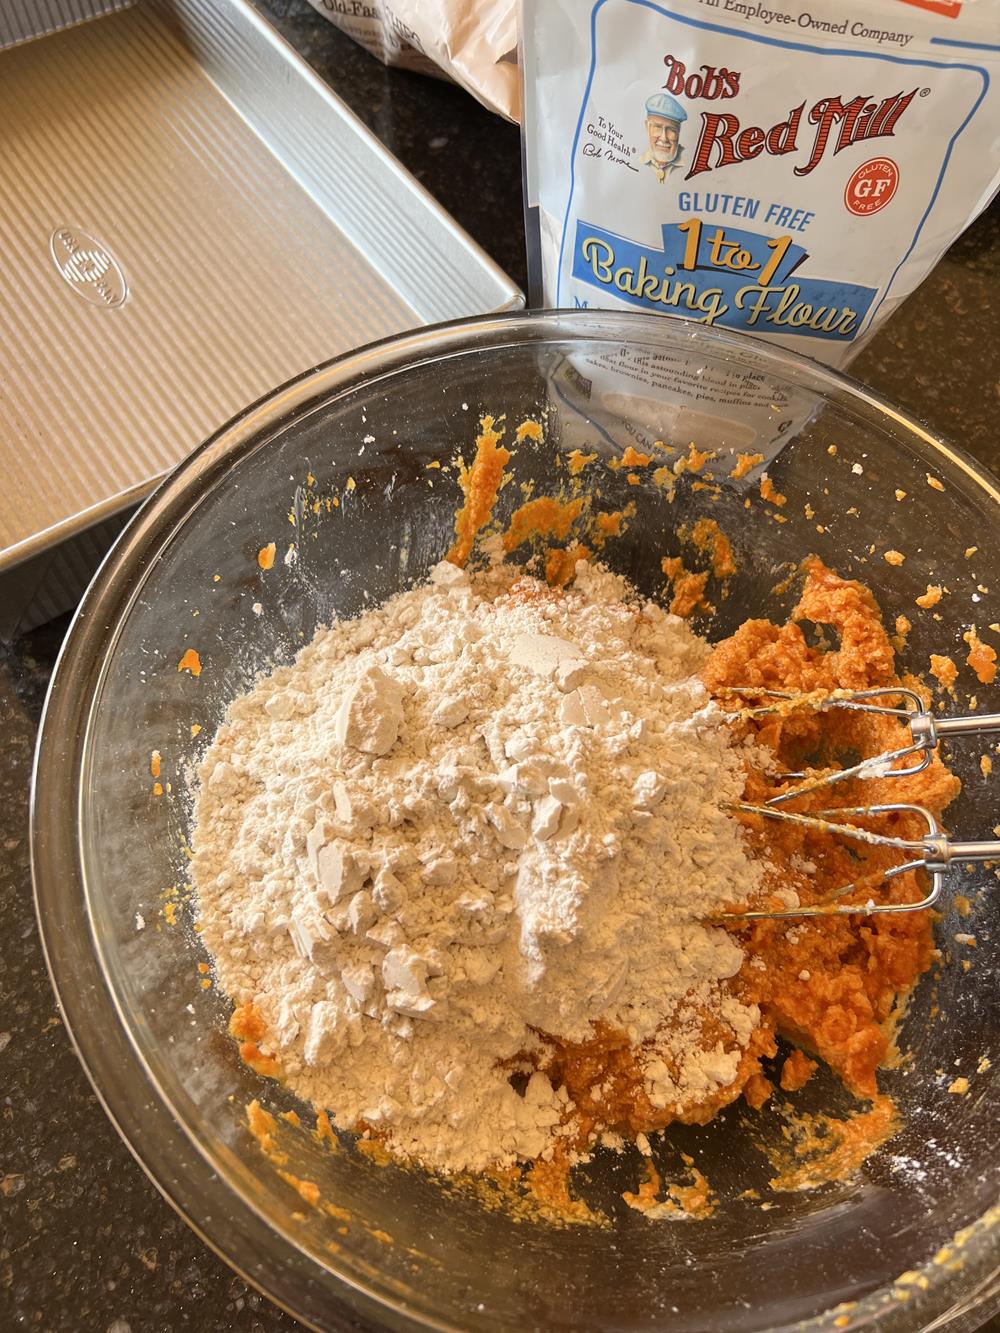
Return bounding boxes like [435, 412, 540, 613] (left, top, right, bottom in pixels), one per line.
[2, 2, 999, 1330]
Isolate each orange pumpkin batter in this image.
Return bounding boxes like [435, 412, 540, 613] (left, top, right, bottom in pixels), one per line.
[531, 558, 958, 1151]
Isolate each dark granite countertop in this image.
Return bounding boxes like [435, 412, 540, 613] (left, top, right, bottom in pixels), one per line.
[2, 3, 999, 1330]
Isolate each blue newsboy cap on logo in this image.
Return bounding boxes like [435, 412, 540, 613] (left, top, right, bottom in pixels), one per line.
[644, 92, 687, 122]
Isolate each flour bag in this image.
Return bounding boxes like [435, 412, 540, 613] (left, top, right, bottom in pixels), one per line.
[522, 0, 1000, 369]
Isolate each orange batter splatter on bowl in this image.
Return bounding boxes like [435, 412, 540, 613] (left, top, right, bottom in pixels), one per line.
[446, 416, 511, 566]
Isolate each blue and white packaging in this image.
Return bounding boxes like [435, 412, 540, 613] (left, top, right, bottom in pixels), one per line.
[522, 0, 1000, 369]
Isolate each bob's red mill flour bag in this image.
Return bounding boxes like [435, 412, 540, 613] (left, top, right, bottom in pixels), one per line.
[521, 0, 1000, 368]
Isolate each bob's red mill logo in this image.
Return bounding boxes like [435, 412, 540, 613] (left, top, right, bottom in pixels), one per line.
[660, 54, 918, 179]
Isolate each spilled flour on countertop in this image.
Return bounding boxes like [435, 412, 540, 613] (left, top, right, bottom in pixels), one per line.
[192, 559, 768, 1174]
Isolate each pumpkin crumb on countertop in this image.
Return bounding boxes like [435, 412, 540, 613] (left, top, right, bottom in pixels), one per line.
[982, 756, 993, 777]
[927, 474, 945, 492]
[948, 1077, 969, 1095]
[190, 723, 202, 737]
[963, 627, 997, 685]
[916, 585, 944, 609]
[730, 451, 764, 480]
[150, 750, 161, 778]
[895, 489, 907, 501]
[257, 542, 276, 570]
[177, 648, 202, 676]
[884, 550, 905, 566]
[515, 418, 543, 443]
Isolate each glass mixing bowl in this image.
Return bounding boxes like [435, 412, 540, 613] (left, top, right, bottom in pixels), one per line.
[32, 311, 1000, 1332]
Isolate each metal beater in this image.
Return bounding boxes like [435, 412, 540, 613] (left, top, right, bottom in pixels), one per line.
[717, 686, 1000, 921]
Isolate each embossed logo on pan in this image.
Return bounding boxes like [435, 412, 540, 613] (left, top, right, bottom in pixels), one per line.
[49, 227, 128, 309]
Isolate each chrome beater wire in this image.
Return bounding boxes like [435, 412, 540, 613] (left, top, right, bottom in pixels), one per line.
[716, 685, 1000, 921]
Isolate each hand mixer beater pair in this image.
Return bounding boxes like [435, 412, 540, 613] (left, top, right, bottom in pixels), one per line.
[718, 685, 1000, 921]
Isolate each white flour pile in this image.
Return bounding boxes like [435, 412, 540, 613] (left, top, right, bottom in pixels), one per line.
[192, 559, 768, 1174]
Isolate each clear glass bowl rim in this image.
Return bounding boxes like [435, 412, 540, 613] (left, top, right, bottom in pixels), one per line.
[30, 309, 1000, 1333]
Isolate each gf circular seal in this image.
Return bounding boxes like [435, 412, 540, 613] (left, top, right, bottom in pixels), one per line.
[844, 158, 899, 217]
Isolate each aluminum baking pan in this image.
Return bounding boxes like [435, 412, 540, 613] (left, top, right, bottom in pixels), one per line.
[0, 0, 522, 635]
